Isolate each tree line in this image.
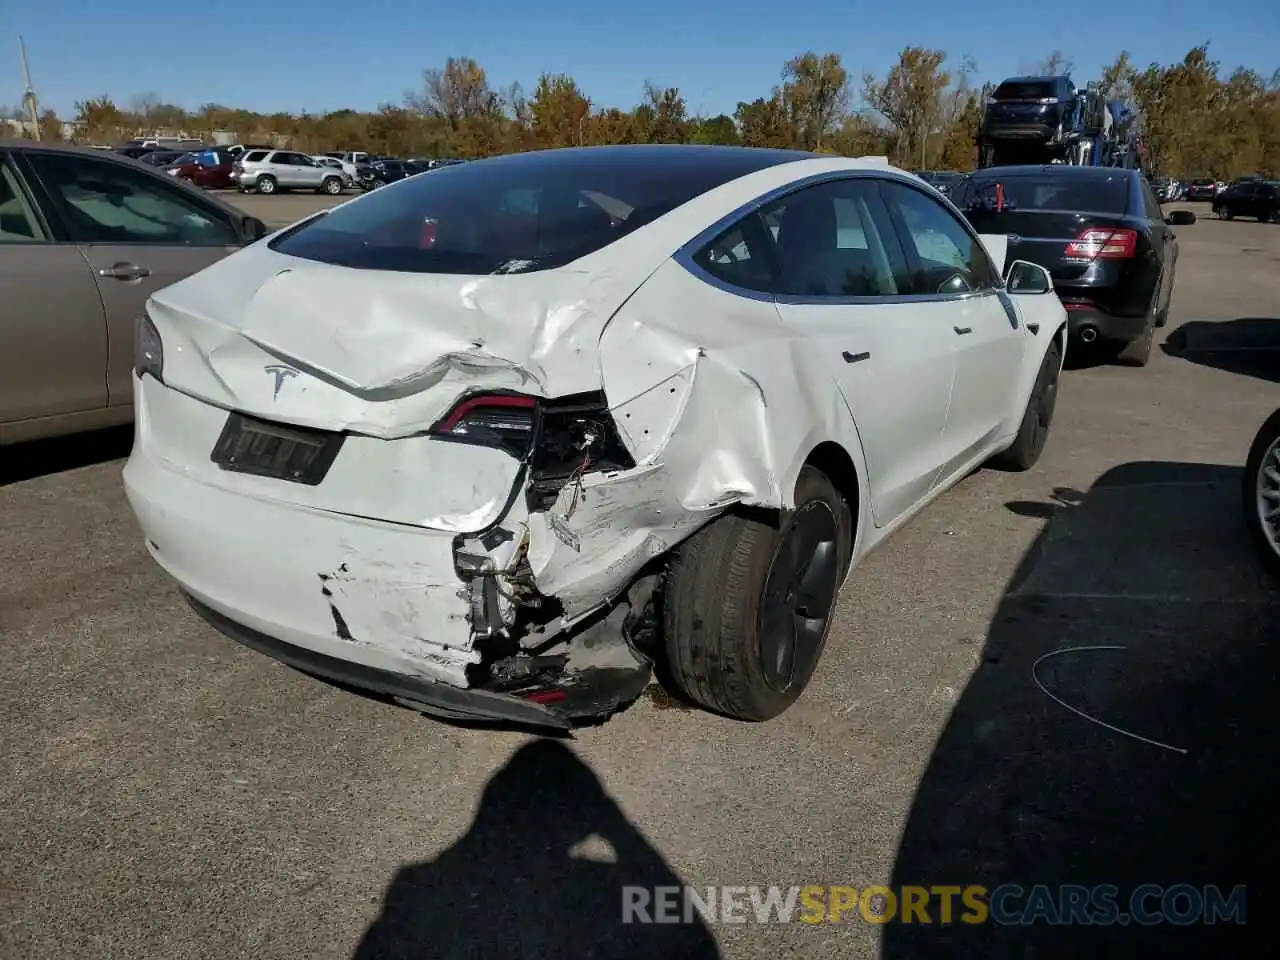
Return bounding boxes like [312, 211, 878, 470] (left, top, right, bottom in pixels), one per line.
[14, 44, 1279, 179]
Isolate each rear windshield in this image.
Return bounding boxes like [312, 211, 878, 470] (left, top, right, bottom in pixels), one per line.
[270, 147, 805, 274]
[1191, 179, 1216, 186]
[962, 174, 1130, 215]
[993, 81, 1057, 101]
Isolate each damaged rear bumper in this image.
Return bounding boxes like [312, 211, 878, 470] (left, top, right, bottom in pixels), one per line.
[183, 593, 650, 729]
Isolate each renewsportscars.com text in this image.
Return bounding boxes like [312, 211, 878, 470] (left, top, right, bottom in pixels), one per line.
[621, 884, 1247, 926]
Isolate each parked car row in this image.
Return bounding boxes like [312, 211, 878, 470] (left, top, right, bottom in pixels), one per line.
[107, 141, 464, 196]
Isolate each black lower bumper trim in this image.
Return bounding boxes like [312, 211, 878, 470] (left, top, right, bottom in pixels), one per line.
[183, 592, 572, 730]
[1063, 307, 1149, 342]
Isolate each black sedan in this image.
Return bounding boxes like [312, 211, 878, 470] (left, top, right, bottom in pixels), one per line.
[951, 165, 1196, 367]
[1186, 178, 1221, 201]
[1213, 180, 1280, 222]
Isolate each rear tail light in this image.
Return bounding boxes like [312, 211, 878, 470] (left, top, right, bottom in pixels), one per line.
[429, 393, 537, 458]
[1064, 228, 1137, 260]
[421, 218, 438, 249]
[135, 314, 164, 382]
[428, 391, 637, 505]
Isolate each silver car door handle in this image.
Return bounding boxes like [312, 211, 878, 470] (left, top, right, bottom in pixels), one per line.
[842, 350, 871, 364]
[954, 326, 972, 335]
[98, 262, 151, 281]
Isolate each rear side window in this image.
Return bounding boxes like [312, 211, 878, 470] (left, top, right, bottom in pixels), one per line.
[962, 174, 1130, 215]
[271, 148, 803, 274]
[27, 152, 238, 246]
[993, 80, 1057, 101]
[243, 151, 268, 162]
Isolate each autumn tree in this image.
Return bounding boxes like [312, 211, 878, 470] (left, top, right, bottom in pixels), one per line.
[735, 94, 791, 148]
[863, 47, 953, 167]
[631, 82, 689, 143]
[1133, 45, 1222, 176]
[781, 52, 851, 151]
[690, 114, 740, 145]
[75, 96, 126, 142]
[530, 74, 591, 148]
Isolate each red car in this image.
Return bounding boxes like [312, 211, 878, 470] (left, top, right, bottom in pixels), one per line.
[164, 148, 236, 189]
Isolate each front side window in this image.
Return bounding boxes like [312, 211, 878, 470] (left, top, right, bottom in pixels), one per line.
[272, 148, 802, 274]
[690, 178, 912, 299]
[880, 180, 998, 295]
[27, 153, 238, 246]
[767, 180, 909, 297]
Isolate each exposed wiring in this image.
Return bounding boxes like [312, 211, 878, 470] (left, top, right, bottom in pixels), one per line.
[562, 421, 602, 520]
[1031, 645, 1189, 756]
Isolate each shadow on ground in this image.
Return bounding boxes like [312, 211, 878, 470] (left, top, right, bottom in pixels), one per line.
[882, 461, 1280, 957]
[1161, 318, 1280, 383]
[0, 425, 133, 487]
[353, 739, 721, 960]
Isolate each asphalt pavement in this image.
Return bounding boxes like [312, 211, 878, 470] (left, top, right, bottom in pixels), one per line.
[2, 200, 1280, 959]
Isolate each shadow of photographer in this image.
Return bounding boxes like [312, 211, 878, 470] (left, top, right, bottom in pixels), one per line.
[353, 738, 721, 960]
[882, 461, 1280, 957]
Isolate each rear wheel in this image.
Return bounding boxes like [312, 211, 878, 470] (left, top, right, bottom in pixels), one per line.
[1114, 318, 1154, 367]
[1220, 205, 1233, 220]
[256, 175, 277, 195]
[1243, 408, 1280, 580]
[991, 338, 1061, 471]
[662, 467, 852, 721]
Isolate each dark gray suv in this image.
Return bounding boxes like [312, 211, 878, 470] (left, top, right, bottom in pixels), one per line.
[981, 75, 1079, 144]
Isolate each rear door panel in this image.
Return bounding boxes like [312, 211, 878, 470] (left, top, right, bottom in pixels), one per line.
[19, 149, 244, 407]
[0, 150, 108, 426]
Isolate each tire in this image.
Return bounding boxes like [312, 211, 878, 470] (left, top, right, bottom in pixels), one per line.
[321, 176, 342, 195]
[990, 337, 1061, 471]
[1220, 205, 1233, 220]
[1242, 407, 1280, 580]
[257, 175, 277, 195]
[1114, 316, 1154, 367]
[180, 175, 195, 185]
[662, 466, 852, 721]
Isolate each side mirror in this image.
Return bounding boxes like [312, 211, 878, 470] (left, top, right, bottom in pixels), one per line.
[241, 216, 268, 243]
[1005, 259, 1053, 295]
[1166, 210, 1197, 226]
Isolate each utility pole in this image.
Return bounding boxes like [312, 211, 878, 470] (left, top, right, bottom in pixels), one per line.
[18, 35, 41, 141]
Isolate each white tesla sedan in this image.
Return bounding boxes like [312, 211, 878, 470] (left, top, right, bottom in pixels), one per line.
[123, 145, 1067, 729]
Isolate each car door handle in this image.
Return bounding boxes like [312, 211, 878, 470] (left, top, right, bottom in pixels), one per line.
[98, 262, 151, 281]
[842, 350, 871, 364]
[954, 326, 972, 335]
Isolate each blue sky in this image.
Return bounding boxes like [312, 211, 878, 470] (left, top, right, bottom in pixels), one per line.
[1, 0, 1276, 119]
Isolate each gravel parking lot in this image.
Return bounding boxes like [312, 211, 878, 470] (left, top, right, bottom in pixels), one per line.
[3, 200, 1280, 959]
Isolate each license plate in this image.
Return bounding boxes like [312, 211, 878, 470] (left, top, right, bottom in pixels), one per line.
[210, 413, 344, 485]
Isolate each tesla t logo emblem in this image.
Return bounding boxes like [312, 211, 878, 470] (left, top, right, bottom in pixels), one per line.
[264, 364, 299, 400]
